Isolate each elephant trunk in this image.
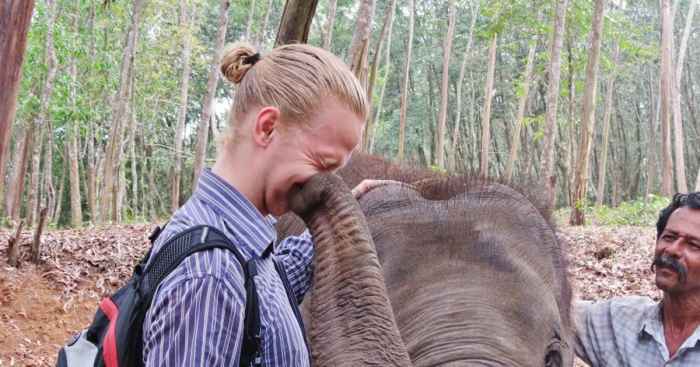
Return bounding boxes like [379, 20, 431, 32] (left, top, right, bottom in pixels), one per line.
[289, 173, 412, 366]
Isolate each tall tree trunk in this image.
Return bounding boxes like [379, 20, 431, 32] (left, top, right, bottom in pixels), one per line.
[646, 69, 660, 197]
[347, 0, 376, 90]
[321, 0, 337, 49]
[100, 0, 145, 223]
[363, 0, 397, 151]
[569, 0, 606, 225]
[659, 0, 674, 196]
[540, 0, 569, 206]
[595, 43, 620, 206]
[43, 118, 55, 221]
[171, 0, 194, 213]
[504, 42, 537, 182]
[5, 123, 33, 221]
[448, 3, 479, 171]
[566, 27, 577, 205]
[275, 0, 319, 46]
[435, 0, 456, 169]
[671, 0, 696, 193]
[128, 79, 139, 217]
[0, 0, 36, 187]
[53, 145, 67, 223]
[193, 0, 230, 187]
[397, 0, 415, 162]
[86, 2, 98, 221]
[68, 24, 82, 227]
[479, 33, 498, 177]
[29, 0, 58, 226]
[245, 0, 256, 39]
[256, 0, 274, 44]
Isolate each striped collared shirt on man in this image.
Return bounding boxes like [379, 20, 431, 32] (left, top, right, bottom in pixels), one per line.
[574, 296, 700, 366]
[142, 169, 313, 366]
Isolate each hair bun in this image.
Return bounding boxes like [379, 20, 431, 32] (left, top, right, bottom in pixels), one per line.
[220, 42, 259, 84]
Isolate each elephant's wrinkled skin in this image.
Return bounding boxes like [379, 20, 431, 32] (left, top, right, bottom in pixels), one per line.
[281, 154, 574, 367]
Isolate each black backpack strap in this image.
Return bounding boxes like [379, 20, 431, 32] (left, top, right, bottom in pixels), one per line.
[265, 248, 311, 364]
[140, 225, 263, 367]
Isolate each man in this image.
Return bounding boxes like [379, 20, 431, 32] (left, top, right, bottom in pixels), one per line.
[575, 192, 700, 366]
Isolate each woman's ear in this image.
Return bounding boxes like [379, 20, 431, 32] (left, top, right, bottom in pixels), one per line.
[252, 106, 281, 147]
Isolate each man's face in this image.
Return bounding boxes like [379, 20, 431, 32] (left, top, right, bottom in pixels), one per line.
[654, 207, 700, 294]
[262, 99, 364, 217]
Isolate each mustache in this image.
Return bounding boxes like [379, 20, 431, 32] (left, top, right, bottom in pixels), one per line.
[651, 255, 688, 283]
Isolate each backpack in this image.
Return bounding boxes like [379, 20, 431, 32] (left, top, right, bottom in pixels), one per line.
[56, 224, 309, 367]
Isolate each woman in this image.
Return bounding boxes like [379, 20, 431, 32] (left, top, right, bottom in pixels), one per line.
[142, 42, 371, 366]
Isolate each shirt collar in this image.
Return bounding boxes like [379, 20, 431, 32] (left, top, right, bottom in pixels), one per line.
[194, 169, 277, 257]
[638, 300, 700, 352]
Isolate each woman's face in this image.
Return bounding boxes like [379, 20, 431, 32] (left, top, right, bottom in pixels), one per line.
[263, 99, 365, 217]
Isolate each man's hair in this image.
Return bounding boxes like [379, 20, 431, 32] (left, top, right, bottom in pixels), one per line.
[656, 192, 700, 239]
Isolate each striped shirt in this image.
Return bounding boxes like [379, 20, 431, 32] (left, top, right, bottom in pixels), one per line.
[142, 169, 313, 366]
[574, 296, 700, 366]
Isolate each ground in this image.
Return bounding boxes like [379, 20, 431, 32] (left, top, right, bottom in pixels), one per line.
[0, 223, 659, 366]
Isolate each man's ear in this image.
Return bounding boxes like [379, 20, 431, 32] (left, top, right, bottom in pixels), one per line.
[252, 106, 281, 147]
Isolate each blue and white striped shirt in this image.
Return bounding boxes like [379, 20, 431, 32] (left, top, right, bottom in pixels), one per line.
[142, 169, 313, 366]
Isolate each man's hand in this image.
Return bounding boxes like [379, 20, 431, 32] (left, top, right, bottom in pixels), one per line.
[351, 180, 402, 200]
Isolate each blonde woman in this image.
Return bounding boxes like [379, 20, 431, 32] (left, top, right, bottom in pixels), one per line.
[141, 42, 371, 366]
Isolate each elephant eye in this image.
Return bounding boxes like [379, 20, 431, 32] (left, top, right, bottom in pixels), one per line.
[544, 341, 562, 367]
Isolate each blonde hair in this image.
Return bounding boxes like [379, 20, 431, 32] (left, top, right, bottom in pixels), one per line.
[220, 41, 368, 144]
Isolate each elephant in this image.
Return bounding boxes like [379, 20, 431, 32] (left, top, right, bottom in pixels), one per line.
[283, 153, 574, 367]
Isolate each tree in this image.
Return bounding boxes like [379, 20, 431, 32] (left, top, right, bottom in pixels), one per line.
[321, 0, 338, 49]
[193, 0, 230, 187]
[448, 2, 479, 172]
[435, 0, 457, 169]
[671, 0, 697, 193]
[347, 0, 376, 89]
[275, 0, 319, 46]
[479, 33, 497, 177]
[100, 0, 146, 222]
[397, 0, 415, 162]
[0, 0, 36, 198]
[171, 0, 194, 213]
[364, 0, 397, 152]
[540, 0, 569, 205]
[659, 0, 674, 196]
[504, 41, 537, 183]
[595, 43, 621, 206]
[570, 0, 607, 225]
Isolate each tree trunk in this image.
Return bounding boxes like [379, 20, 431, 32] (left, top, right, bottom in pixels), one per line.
[347, 0, 376, 90]
[435, 0, 456, 169]
[321, 0, 337, 49]
[28, 0, 58, 226]
[53, 145, 67, 223]
[5, 124, 32, 221]
[569, 0, 606, 225]
[646, 73, 660, 197]
[275, 0, 319, 46]
[7, 220, 24, 267]
[0, 0, 36, 187]
[256, 0, 274, 44]
[659, 0, 674, 196]
[540, 0, 569, 205]
[245, 0, 256, 39]
[566, 28, 577, 205]
[447, 3, 478, 172]
[128, 79, 139, 217]
[479, 33, 498, 177]
[671, 0, 696, 193]
[31, 207, 48, 263]
[397, 0, 415, 162]
[67, 35, 83, 227]
[363, 0, 397, 151]
[100, 0, 145, 223]
[86, 3, 98, 221]
[504, 42, 537, 182]
[193, 0, 230, 188]
[171, 0, 194, 213]
[595, 43, 620, 206]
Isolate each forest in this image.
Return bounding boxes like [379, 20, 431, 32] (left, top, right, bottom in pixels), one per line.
[1, 0, 699, 232]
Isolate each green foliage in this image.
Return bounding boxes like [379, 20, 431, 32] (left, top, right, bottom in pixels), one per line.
[556, 195, 670, 226]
